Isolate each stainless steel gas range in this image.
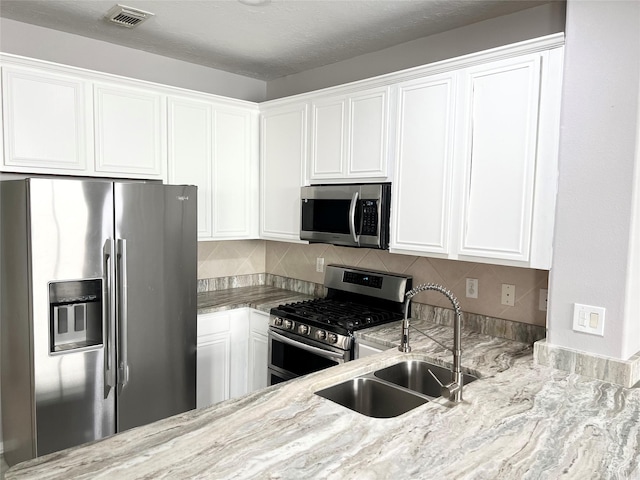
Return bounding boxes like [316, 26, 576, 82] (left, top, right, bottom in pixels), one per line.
[268, 265, 412, 385]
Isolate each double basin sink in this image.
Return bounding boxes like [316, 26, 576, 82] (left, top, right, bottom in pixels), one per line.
[315, 360, 478, 418]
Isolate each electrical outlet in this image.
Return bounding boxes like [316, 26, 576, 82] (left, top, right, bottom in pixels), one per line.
[316, 257, 325, 273]
[539, 289, 548, 311]
[466, 278, 478, 299]
[501, 284, 515, 306]
[573, 303, 606, 336]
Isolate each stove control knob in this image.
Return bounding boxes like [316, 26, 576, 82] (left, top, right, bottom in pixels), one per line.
[298, 325, 309, 335]
[283, 319, 293, 330]
[273, 317, 283, 327]
[316, 330, 327, 340]
[327, 333, 338, 344]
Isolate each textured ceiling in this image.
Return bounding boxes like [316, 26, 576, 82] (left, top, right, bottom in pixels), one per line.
[0, 0, 552, 80]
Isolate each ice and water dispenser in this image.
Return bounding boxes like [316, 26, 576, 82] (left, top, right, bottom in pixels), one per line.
[49, 280, 103, 353]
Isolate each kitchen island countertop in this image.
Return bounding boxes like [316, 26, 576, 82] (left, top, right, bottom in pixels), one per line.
[6, 309, 640, 479]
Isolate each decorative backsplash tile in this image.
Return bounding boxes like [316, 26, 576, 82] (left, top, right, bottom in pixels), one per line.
[265, 241, 549, 327]
[197, 273, 265, 293]
[198, 240, 265, 279]
[198, 240, 549, 329]
[411, 303, 546, 345]
[534, 340, 640, 388]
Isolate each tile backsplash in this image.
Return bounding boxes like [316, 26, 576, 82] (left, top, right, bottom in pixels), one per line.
[199, 240, 549, 327]
[198, 240, 265, 279]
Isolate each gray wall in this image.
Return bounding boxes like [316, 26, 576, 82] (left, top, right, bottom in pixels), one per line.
[0, 18, 267, 102]
[266, 2, 566, 99]
[547, 0, 640, 359]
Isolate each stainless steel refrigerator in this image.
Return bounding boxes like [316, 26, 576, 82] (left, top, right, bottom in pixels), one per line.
[0, 177, 197, 466]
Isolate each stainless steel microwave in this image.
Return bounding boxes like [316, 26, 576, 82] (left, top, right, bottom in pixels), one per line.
[300, 183, 391, 249]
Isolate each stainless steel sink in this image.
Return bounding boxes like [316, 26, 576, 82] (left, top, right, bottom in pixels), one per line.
[374, 360, 478, 398]
[315, 377, 428, 418]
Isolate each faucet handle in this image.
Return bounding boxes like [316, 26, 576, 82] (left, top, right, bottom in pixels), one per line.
[427, 368, 444, 387]
[428, 368, 461, 401]
[441, 382, 461, 401]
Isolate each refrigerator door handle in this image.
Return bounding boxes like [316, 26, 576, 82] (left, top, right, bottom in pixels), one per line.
[103, 239, 116, 397]
[116, 238, 130, 392]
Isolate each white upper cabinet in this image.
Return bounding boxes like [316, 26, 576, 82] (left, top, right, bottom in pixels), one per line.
[390, 47, 563, 269]
[168, 97, 213, 237]
[309, 86, 390, 183]
[1, 56, 168, 180]
[168, 95, 258, 240]
[391, 72, 457, 256]
[456, 54, 541, 263]
[93, 82, 165, 179]
[1, 66, 90, 173]
[212, 107, 258, 239]
[260, 101, 308, 243]
[310, 95, 346, 179]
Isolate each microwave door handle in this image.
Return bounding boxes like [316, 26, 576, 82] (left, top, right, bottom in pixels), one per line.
[349, 191, 359, 244]
[269, 330, 346, 361]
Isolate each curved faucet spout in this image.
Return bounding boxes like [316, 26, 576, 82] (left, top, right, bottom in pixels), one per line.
[398, 283, 463, 403]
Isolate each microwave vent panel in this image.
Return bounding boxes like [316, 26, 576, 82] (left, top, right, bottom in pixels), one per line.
[106, 4, 154, 28]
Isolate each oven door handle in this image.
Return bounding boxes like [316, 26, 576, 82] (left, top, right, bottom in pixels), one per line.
[269, 330, 346, 360]
[349, 191, 359, 245]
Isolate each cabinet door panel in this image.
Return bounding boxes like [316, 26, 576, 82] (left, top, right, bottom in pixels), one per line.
[310, 98, 346, 179]
[459, 56, 541, 261]
[94, 84, 164, 177]
[2, 68, 88, 170]
[249, 332, 268, 391]
[248, 310, 269, 392]
[260, 104, 307, 241]
[196, 335, 231, 408]
[392, 74, 456, 254]
[349, 88, 389, 177]
[213, 108, 255, 238]
[168, 98, 212, 238]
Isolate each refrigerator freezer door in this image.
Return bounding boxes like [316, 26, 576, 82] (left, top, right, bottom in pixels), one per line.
[28, 179, 116, 458]
[114, 183, 197, 432]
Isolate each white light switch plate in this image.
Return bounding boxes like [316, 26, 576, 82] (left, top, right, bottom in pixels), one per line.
[316, 257, 325, 273]
[572, 303, 606, 336]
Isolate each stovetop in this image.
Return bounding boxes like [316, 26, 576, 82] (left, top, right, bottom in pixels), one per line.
[271, 298, 404, 333]
[269, 265, 412, 350]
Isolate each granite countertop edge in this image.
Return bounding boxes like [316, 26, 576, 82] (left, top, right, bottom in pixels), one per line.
[7, 287, 640, 479]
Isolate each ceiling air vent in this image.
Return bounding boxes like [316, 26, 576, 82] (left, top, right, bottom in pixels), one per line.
[106, 4, 154, 28]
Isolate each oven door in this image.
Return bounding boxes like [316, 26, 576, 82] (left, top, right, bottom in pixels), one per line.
[268, 328, 350, 386]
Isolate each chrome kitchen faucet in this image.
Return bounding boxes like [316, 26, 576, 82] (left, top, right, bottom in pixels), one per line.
[399, 283, 464, 403]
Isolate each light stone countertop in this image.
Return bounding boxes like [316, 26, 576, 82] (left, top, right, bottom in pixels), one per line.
[197, 285, 314, 314]
[6, 314, 640, 479]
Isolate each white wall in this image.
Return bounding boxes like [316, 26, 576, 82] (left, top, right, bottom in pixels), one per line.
[547, 0, 640, 359]
[266, 3, 565, 99]
[0, 18, 267, 102]
[625, 116, 640, 358]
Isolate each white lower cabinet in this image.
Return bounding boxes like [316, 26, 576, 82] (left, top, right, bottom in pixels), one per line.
[197, 311, 232, 408]
[355, 338, 387, 359]
[197, 308, 269, 409]
[248, 309, 270, 391]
